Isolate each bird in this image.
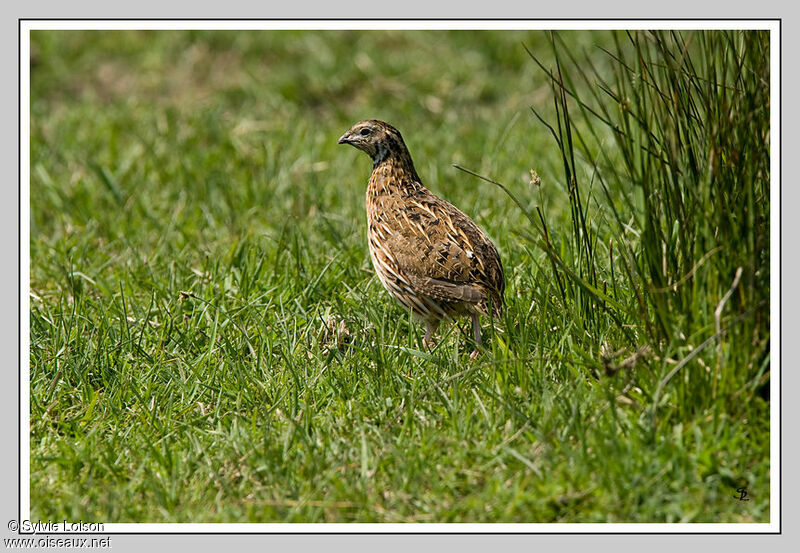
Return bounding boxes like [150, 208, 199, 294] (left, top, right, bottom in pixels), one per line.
[337, 119, 505, 357]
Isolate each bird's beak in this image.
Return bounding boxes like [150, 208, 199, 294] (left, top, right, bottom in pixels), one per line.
[337, 132, 352, 145]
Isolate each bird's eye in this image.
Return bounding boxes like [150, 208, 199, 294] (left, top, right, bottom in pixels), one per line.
[360, 128, 372, 136]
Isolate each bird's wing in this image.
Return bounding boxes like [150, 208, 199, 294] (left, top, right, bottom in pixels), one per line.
[379, 193, 503, 304]
[405, 274, 484, 304]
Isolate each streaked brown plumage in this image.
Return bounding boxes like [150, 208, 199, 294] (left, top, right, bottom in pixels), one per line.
[338, 119, 504, 356]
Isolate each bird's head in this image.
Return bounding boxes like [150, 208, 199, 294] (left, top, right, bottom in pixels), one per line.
[337, 119, 408, 166]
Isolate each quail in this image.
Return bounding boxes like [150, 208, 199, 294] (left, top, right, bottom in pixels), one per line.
[338, 119, 505, 357]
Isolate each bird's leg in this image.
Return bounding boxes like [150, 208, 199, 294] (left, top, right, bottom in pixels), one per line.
[423, 319, 440, 349]
[470, 312, 482, 360]
[472, 313, 483, 346]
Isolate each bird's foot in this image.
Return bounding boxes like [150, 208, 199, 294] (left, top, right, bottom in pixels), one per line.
[469, 348, 481, 361]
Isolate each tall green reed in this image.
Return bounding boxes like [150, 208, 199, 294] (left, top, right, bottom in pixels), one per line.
[494, 30, 770, 423]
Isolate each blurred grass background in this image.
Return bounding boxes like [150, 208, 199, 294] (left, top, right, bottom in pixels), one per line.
[29, 29, 770, 523]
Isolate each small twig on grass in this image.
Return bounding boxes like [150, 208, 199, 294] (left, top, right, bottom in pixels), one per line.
[713, 266, 743, 398]
[715, 267, 743, 346]
[651, 293, 761, 425]
[654, 333, 718, 412]
[601, 344, 652, 376]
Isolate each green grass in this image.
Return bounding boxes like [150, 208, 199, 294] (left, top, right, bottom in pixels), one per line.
[29, 29, 770, 523]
